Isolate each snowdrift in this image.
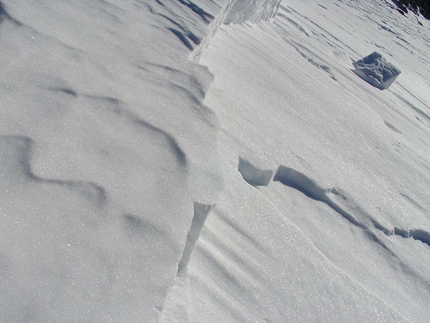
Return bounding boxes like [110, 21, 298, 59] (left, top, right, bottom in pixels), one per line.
[0, 0, 282, 322]
[2, 0, 430, 322]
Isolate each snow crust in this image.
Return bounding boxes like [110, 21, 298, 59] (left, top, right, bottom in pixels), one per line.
[1, 0, 430, 322]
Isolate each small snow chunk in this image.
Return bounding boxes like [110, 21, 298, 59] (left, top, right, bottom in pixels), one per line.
[353, 52, 401, 90]
[238, 157, 273, 187]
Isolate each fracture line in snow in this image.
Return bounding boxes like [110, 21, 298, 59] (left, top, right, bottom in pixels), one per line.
[237, 157, 430, 249]
[158, 202, 214, 323]
[158, 1, 284, 320]
[177, 202, 215, 274]
[234, 167, 415, 323]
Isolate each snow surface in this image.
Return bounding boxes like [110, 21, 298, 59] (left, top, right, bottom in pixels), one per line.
[1, 0, 430, 322]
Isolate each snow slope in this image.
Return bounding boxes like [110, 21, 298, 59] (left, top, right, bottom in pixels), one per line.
[163, 0, 430, 322]
[1, 0, 429, 322]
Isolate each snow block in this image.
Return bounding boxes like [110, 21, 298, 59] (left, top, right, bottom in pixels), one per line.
[353, 52, 401, 90]
[238, 157, 273, 186]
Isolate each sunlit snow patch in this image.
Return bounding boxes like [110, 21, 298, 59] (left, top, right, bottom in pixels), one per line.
[353, 51, 401, 90]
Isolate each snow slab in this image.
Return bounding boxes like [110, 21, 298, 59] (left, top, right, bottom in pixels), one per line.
[353, 51, 401, 90]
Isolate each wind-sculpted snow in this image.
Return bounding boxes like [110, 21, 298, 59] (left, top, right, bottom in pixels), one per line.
[0, 0, 220, 321]
[2, 0, 430, 322]
[393, 228, 430, 246]
[0, 1, 6, 23]
[0, 0, 285, 321]
[273, 165, 430, 251]
[189, 0, 282, 60]
[236, 162, 430, 253]
[195, 2, 430, 319]
[223, 0, 281, 24]
[0, 1, 9, 24]
[0, 136, 107, 205]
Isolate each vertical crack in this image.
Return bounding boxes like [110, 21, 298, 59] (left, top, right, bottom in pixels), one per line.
[177, 202, 215, 274]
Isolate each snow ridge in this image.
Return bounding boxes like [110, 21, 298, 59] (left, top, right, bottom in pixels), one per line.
[191, 0, 281, 60]
[0, 0, 19, 25]
[1, 135, 107, 206]
[0, 0, 284, 320]
[247, 163, 430, 250]
[224, 0, 281, 24]
[235, 158, 430, 252]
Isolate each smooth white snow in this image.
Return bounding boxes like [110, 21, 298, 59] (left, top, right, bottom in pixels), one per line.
[1, 0, 429, 322]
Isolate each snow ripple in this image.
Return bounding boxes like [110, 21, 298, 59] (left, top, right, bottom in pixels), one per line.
[0, 136, 107, 206]
[0, 1, 15, 25]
